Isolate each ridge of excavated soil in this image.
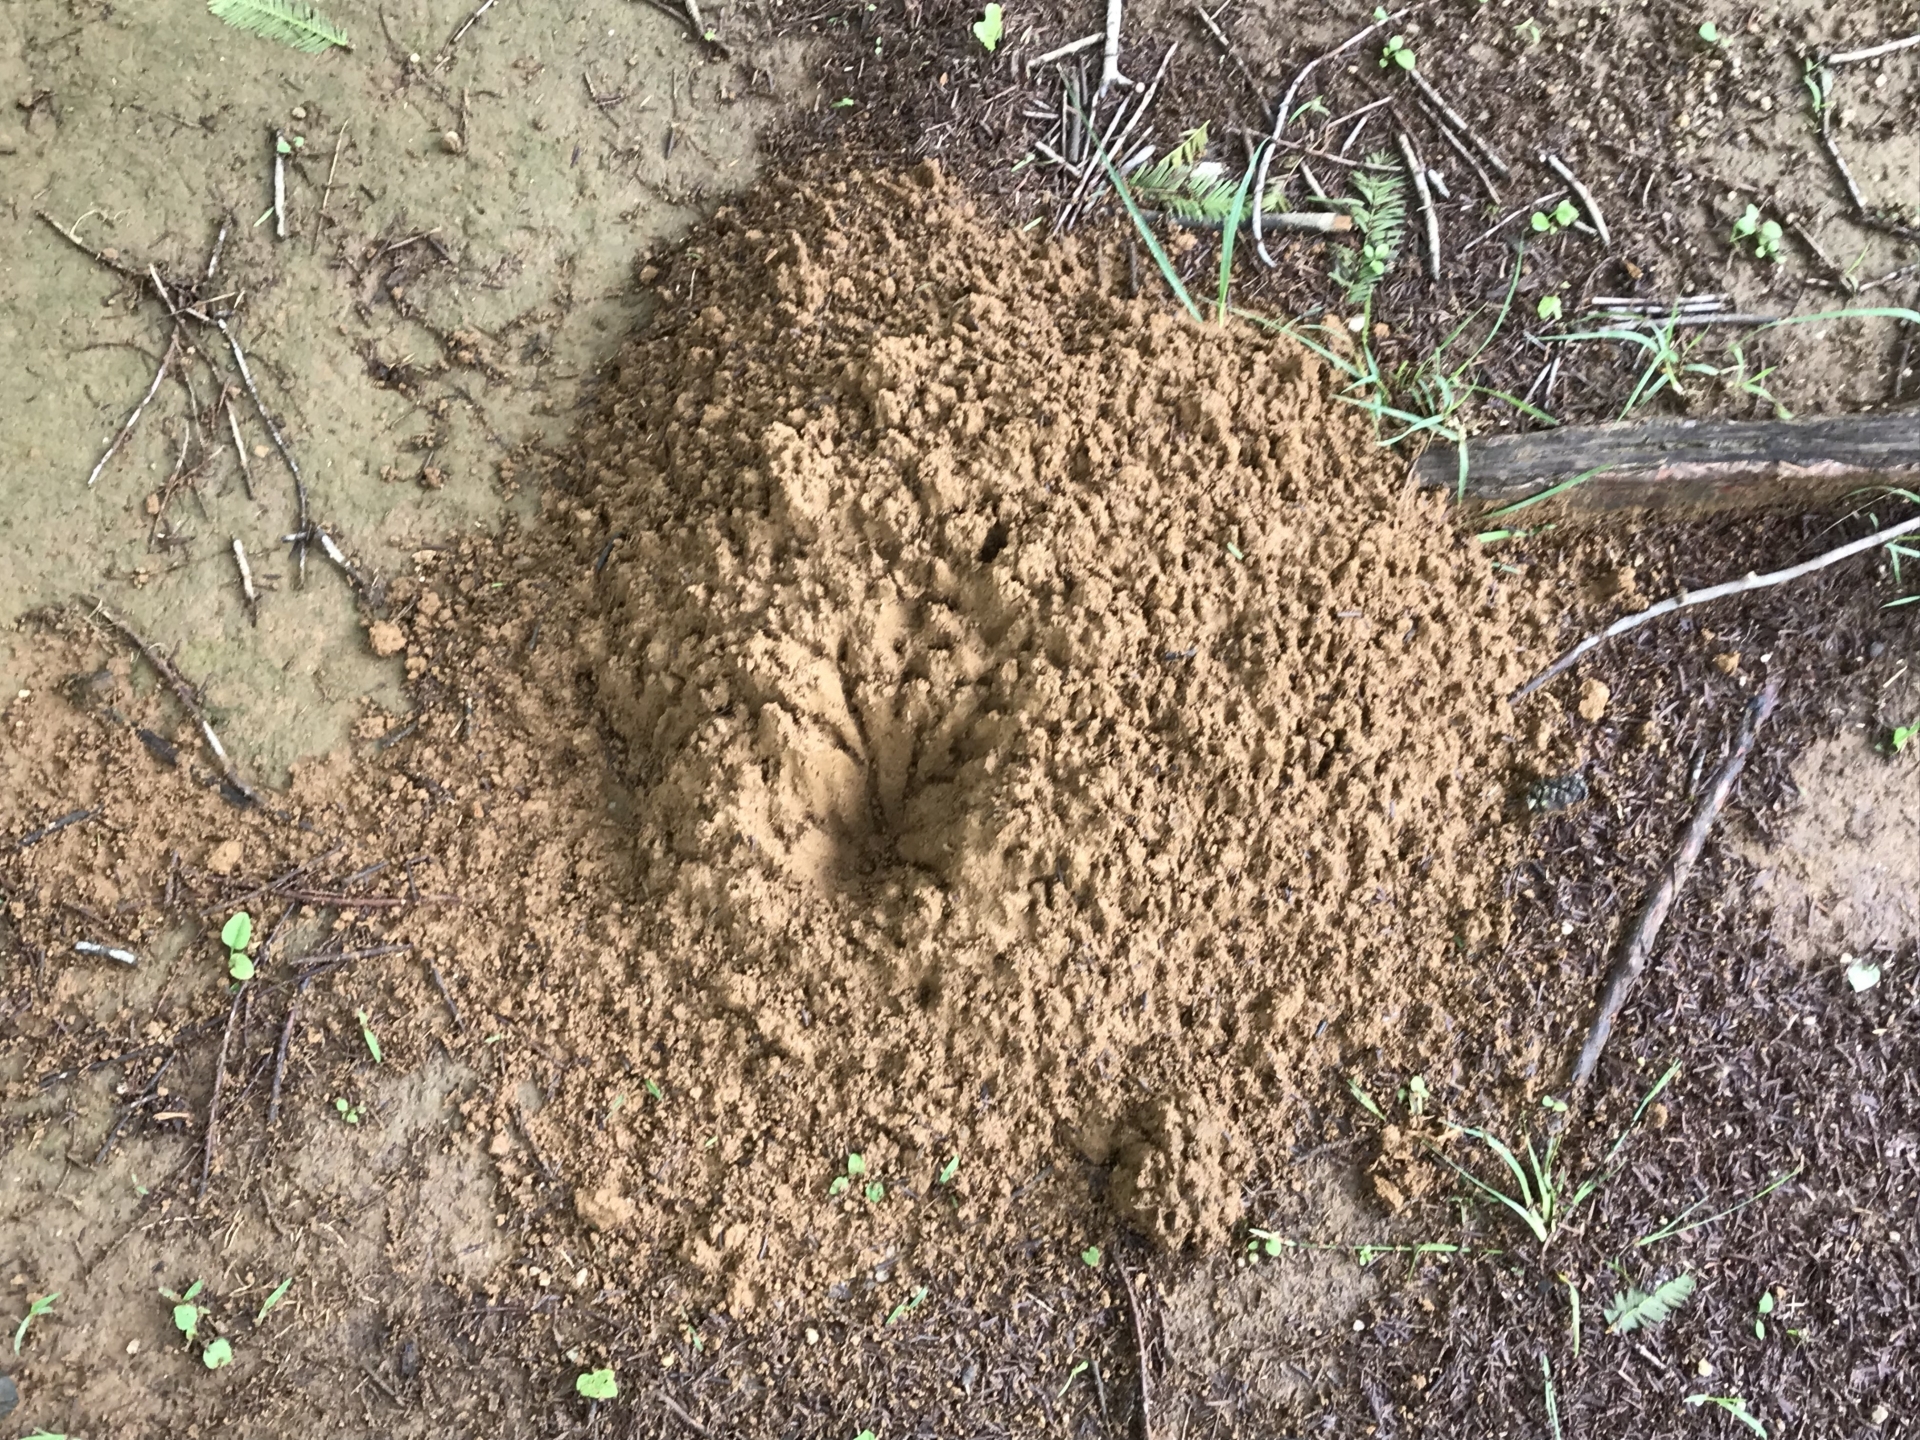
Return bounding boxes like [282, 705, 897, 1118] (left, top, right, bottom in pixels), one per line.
[3, 163, 1552, 1319]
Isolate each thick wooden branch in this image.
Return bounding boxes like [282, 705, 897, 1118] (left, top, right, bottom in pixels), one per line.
[1416, 412, 1920, 513]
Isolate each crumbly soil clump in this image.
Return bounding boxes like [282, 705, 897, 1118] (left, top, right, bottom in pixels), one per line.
[3, 163, 1544, 1319]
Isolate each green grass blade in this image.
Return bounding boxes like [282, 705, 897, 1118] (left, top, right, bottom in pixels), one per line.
[1765, 306, 1920, 328]
[208, 0, 351, 51]
[1636, 1167, 1800, 1247]
[1092, 133, 1200, 322]
[1467, 385, 1559, 426]
[1216, 146, 1262, 324]
[1428, 1145, 1550, 1243]
[1483, 464, 1614, 520]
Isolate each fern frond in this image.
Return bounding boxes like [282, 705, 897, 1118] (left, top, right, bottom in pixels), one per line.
[1131, 125, 1211, 197]
[1331, 151, 1407, 308]
[1603, 1272, 1696, 1334]
[208, 0, 351, 52]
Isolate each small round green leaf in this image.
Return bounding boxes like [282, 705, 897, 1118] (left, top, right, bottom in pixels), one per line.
[228, 953, 255, 981]
[863, 1181, 885, 1204]
[576, 1367, 618, 1400]
[220, 912, 252, 951]
[1081, 1246, 1102, 1267]
[202, 1337, 234, 1369]
[1697, 20, 1719, 42]
[173, 1303, 200, 1340]
[845, 1153, 866, 1176]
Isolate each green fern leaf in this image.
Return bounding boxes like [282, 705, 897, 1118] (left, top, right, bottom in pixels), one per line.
[208, 0, 351, 52]
[1131, 125, 1211, 200]
[1332, 152, 1407, 307]
[1604, 1272, 1696, 1334]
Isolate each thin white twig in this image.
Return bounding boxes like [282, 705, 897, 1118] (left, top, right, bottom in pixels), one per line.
[75, 941, 140, 966]
[273, 132, 288, 242]
[1097, 0, 1130, 98]
[224, 397, 254, 501]
[447, 0, 500, 48]
[1515, 512, 1920, 701]
[1034, 31, 1101, 65]
[87, 332, 179, 488]
[1541, 152, 1610, 248]
[1398, 130, 1441, 280]
[233, 538, 259, 610]
[1828, 31, 1920, 64]
[1409, 67, 1508, 177]
[1252, 3, 1416, 265]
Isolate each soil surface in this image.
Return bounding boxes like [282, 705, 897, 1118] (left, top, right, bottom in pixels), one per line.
[4, 0, 1920, 1434]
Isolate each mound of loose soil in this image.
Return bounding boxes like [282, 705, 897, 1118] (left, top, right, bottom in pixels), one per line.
[2, 163, 1550, 1323]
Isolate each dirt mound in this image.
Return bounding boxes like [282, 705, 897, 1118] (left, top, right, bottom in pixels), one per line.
[2, 164, 1541, 1324]
[537, 163, 1534, 1290]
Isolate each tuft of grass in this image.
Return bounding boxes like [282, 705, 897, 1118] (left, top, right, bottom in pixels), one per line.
[1215, 145, 1262, 324]
[1427, 1061, 1680, 1247]
[207, 0, 350, 51]
[255, 1276, 294, 1325]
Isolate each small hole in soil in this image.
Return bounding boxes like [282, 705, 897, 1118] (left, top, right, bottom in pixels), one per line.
[977, 521, 1010, 564]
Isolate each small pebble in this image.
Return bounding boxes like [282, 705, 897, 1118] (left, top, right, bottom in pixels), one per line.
[291, 105, 306, 119]
[804, 1327, 820, 1345]
[1871, 1405, 1889, 1425]
[1697, 1357, 1713, 1377]
[127, 1338, 141, 1355]
[442, 130, 465, 154]
[0, 1374, 16, 1420]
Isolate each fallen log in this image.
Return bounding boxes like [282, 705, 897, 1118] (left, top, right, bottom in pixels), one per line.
[1415, 411, 1920, 513]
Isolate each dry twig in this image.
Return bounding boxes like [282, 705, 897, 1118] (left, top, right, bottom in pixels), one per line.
[1828, 31, 1920, 63]
[78, 595, 263, 806]
[85, 332, 180, 489]
[1252, 4, 1416, 264]
[1409, 67, 1507, 177]
[1541, 152, 1611, 247]
[1097, 0, 1130, 98]
[198, 983, 245, 1200]
[1570, 677, 1782, 1088]
[1398, 130, 1441, 280]
[1514, 512, 1920, 701]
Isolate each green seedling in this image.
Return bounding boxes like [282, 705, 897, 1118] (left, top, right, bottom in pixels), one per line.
[1531, 199, 1580, 234]
[1080, 1246, 1102, 1268]
[831, 96, 857, 108]
[971, 2, 1002, 50]
[1536, 294, 1564, 323]
[885, 1285, 928, 1324]
[855, 1431, 880, 1440]
[256, 1277, 294, 1324]
[202, 1336, 234, 1369]
[274, 133, 306, 154]
[1515, 17, 1542, 44]
[1379, 34, 1415, 69]
[1540, 1353, 1562, 1440]
[221, 911, 254, 982]
[576, 1367, 618, 1400]
[937, 1154, 960, 1185]
[165, 1279, 207, 1342]
[1845, 954, 1881, 992]
[1697, 20, 1723, 44]
[1891, 722, 1918, 752]
[829, 1152, 881, 1200]
[356, 1008, 383, 1064]
[334, 1096, 362, 1125]
[1731, 204, 1783, 262]
[1687, 1394, 1767, 1436]
[1058, 1358, 1090, 1398]
[1755, 1288, 1775, 1338]
[645, 1078, 665, 1101]
[1635, 1166, 1798, 1246]
[14, 1291, 58, 1354]
[1603, 1271, 1696, 1334]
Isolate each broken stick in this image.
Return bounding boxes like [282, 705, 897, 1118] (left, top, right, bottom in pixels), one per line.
[78, 595, 263, 806]
[1398, 130, 1441, 280]
[1570, 676, 1782, 1089]
[1097, 0, 1129, 98]
[1513, 510, 1920, 701]
[86, 333, 180, 488]
[1540, 152, 1611, 248]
